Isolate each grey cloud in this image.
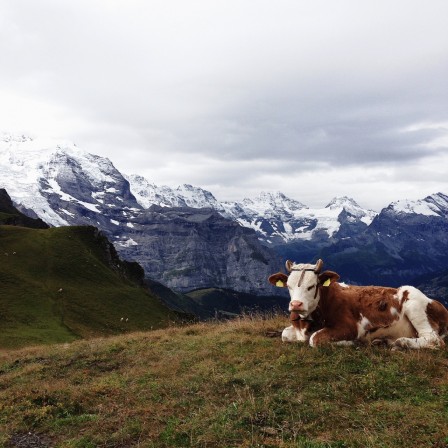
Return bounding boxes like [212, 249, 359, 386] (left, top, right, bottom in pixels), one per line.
[1, 1, 448, 209]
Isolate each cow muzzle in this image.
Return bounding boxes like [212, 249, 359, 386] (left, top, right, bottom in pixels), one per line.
[289, 300, 304, 312]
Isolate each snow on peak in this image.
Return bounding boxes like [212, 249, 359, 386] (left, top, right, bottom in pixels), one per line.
[0, 135, 125, 226]
[389, 192, 448, 217]
[175, 184, 220, 209]
[126, 175, 221, 211]
[425, 192, 448, 214]
[125, 174, 177, 208]
[326, 196, 360, 210]
[325, 196, 377, 225]
[1, 132, 33, 143]
[242, 191, 307, 214]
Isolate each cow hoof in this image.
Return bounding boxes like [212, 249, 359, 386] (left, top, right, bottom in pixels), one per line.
[391, 345, 404, 352]
[391, 338, 408, 351]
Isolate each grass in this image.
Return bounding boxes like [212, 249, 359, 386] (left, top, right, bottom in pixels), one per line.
[1, 315, 447, 447]
[0, 225, 176, 348]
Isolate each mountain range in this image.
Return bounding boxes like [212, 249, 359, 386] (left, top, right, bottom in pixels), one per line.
[1, 133, 448, 304]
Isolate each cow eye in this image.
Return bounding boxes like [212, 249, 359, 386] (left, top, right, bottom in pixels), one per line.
[307, 285, 316, 291]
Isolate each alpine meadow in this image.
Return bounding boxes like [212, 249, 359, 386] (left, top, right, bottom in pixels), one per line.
[2, 1, 448, 446]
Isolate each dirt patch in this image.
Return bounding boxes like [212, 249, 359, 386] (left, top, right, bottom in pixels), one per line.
[8, 432, 52, 448]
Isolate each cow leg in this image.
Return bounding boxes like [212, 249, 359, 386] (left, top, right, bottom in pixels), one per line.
[392, 288, 446, 350]
[309, 326, 357, 347]
[334, 340, 355, 346]
[282, 325, 297, 342]
[392, 334, 443, 350]
[281, 325, 308, 342]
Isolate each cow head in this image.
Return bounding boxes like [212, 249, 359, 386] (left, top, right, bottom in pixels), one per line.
[269, 259, 339, 318]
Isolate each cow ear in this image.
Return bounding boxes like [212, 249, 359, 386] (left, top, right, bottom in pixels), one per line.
[318, 270, 340, 287]
[268, 272, 289, 288]
[285, 260, 294, 272]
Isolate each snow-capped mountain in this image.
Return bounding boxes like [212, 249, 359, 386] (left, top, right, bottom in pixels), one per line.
[318, 191, 448, 288]
[387, 193, 448, 218]
[0, 134, 281, 294]
[0, 133, 141, 228]
[2, 133, 448, 295]
[218, 192, 377, 245]
[126, 177, 377, 245]
[0, 133, 381, 255]
[126, 174, 224, 211]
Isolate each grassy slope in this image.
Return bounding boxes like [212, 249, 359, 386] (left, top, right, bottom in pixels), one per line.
[0, 316, 447, 448]
[0, 225, 175, 348]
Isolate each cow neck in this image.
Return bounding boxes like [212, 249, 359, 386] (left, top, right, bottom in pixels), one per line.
[316, 284, 335, 324]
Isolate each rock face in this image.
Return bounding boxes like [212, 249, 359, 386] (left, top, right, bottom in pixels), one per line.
[116, 206, 280, 294]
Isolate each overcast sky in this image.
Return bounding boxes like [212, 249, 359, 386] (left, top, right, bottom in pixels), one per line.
[1, 0, 448, 210]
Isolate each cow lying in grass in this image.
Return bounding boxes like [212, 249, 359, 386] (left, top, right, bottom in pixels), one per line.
[269, 259, 448, 349]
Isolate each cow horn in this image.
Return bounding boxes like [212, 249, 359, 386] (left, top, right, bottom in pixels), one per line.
[314, 259, 323, 273]
[285, 260, 294, 272]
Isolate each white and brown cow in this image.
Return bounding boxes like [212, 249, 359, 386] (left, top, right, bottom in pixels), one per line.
[269, 259, 448, 349]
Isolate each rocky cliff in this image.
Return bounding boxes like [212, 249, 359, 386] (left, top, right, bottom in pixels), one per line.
[116, 206, 281, 294]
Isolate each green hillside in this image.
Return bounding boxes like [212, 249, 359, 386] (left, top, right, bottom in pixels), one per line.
[0, 316, 447, 447]
[0, 225, 176, 348]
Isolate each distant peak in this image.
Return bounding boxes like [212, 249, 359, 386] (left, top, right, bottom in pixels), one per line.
[178, 184, 195, 191]
[326, 196, 360, 209]
[127, 173, 147, 182]
[256, 191, 285, 200]
[247, 191, 307, 212]
[425, 192, 448, 204]
[256, 191, 304, 203]
[1, 132, 33, 143]
[176, 184, 218, 201]
[389, 191, 448, 217]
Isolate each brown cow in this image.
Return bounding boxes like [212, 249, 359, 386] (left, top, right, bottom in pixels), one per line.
[270, 259, 448, 349]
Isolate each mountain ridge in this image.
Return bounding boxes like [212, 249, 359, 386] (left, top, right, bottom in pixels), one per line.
[0, 134, 282, 294]
[2, 133, 448, 299]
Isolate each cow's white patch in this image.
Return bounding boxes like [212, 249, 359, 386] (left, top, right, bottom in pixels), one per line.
[390, 307, 400, 318]
[309, 329, 323, 347]
[391, 286, 441, 349]
[357, 314, 372, 338]
[367, 315, 415, 342]
[339, 282, 349, 288]
[335, 340, 354, 346]
[281, 325, 308, 342]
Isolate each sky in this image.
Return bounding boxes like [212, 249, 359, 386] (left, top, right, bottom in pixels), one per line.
[1, 0, 448, 211]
